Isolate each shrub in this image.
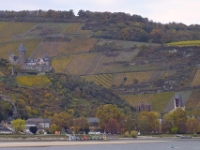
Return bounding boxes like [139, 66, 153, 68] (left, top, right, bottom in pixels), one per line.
[130, 130, 138, 138]
[171, 127, 178, 134]
[124, 131, 130, 137]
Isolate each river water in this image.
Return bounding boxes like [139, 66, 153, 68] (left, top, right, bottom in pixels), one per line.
[0, 139, 200, 150]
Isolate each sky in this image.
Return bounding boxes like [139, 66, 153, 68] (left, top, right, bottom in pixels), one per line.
[0, 0, 199, 25]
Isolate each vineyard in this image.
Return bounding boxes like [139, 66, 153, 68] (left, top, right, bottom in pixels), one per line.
[120, 94, 155, 107]
[58, 38, 97, 55]
[24, 23, 68, 37]
[114, 51, 140, 62]
[166, 40, 200, 46]
[185, 90, 200, 109]
[82, 74, 114, 88]
[0, 22, 36, 42]
[191, 69, 200, 86]
[151, 92, 174, 113]
[0, 39, 41, 59]
[52, 56, 75, 73]
[16, 75, 51, 87]
[62, 23, 92, 36]
[65, 53, 99, 75]
[97, 39, 153, 49]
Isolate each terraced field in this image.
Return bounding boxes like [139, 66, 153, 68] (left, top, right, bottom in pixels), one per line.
[151, 92, 174, 113]
[112, 71, 153, 86]
[32, 37, 97, 57]
[58, 38, 97, 55]
[124, 71, 153, 85]
[114, 50, 140, 61]
[0, 22, 36, 41]
[52, 55, 75, 73]
[16, 75, 51, 87]
[82, 74, 114, 88]
[0, 39, 41, 59]
[97, 39, 153, 49]
[191, 69, 200, 86]
[185, 90, 200, 109]
[186, 109, 200, 117]
[65, 53, 99, 75]
[120, 94, 155, 107]
[97, 63, 164, 74]
[24, 23, 69, 37]
[166, 40, 200, 46]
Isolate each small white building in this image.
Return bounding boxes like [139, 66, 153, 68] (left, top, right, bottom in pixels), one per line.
[26, 118, 51, 133]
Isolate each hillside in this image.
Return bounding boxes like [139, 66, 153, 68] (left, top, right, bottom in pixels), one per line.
[1, 11, 200, 119]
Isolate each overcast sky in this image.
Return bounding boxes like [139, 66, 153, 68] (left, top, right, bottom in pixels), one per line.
[0, 0, 199, 25]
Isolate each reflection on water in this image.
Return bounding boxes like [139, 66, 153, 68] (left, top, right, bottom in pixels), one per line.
[0, 139, 200, 150]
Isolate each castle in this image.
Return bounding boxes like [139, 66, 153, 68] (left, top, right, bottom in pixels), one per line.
[9, 43, 53, 73]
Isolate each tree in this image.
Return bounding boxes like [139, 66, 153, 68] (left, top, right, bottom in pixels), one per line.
[29, 126, 38, 134]
[186, 118, 199, 134]
[51, 111, 73, 130]
[124, 116, 135, 133]
[11, 118, 26, 134]
[105, 118, 120, 134]
[136, 111, 160, 133]
[163, 108, 187, 133]
[50, 124, 60, 133]
[73, 117, 89, 133]
[130, 130, 138, 138]
[163, 112, 174, 133]
[96, 104, 125, 131]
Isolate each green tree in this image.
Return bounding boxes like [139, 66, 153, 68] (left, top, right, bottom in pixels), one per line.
[163, 108, 187, 133]
[96, 104, 125, 131]
[50, 124, 60, 133]
[130, 130, 138, 138]
[136, 111, 160, 133]
[11, 118, 26, 134]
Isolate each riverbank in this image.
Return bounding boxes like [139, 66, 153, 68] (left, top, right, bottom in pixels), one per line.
[0, 139, 171, 148]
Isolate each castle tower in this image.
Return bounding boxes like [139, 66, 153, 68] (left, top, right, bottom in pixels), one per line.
[18, 43, 26, 65]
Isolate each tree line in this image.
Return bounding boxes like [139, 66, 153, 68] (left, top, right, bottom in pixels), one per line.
[11, 105, 200, 135]
[1, 10, 200, 43]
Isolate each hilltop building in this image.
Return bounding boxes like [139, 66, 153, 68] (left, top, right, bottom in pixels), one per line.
[136, 103, 152, 112]
[9, 43, 53, 73]
[173, 94, 185, 110]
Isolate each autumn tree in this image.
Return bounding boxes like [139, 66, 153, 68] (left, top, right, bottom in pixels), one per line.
[96, 104, 125, 132]
[163, 108, 187, 133]
[72, 117, 89, 133]
[136, 111, 160, 133]
[11, 118, 26, 134]
[186, 118, 199, 134]
[105, 118, 120, 134]
[51, 111, 73, 130]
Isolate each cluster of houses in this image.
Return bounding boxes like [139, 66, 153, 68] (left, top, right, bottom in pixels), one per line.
[0, 117, 99, 135]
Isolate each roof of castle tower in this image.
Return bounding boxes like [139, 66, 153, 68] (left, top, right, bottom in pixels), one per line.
[18, 43, 26, 52]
